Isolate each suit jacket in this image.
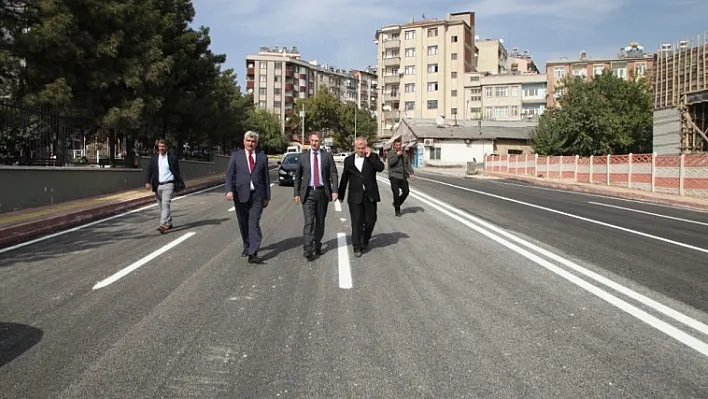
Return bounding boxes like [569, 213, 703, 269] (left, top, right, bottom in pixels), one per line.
[145, 152, 184, 193]
[387, 150, 415, 180]
[337, 153, 385, 204]
[294, 149, 338, 201]
[225, 149, 271, 203]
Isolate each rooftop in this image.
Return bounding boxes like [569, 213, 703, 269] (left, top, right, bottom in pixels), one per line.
[547, 42, 654, 65]
[376, 11, 474, 36]
[395, 118, 536, 140]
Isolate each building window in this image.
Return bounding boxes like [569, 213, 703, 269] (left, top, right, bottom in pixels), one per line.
[405, 30, 415, 40]
[510, 106, 519, 116]
[274, 101, 281, 108]
[484, 106, 494, 119]
[274, 76, 280, 82]
[405, 101, 415, 110]
[495, 106, 509, 118]
[427, 28, 438, 37]
[451, 90, 457, 97]
[553, 66, 565, 78]
[274, 62, 282, 69]
[451, 71, 458, 79]
[259, 88, 266, 95]
[427, 46, 438, 56]
[405, 48, 416, 57]
[593, 65, 604, 75]
[427, 100, 438, 109]
[451, 35, 458, 42]
[430, 147, 441, 160]
[260, 76, 267, 82]
[274, 88, 281, 95]
[451, 108, 457, 115]
[405, 83, 415, 93]
[470, 76, 480, 82]
[511, 86, 519, 97]
[635, 63, 647, 76]
[427, 64, 438, 73]
[495, 87, 509, 97]
[523, 88, 538, 97]
[258, 100, 266, 108]
[485, 87, 493, 97]
[405, 65, 415, 75]
[451, 53, 458, 60]
[260, 62, 267, 69]
[427, 82, 438, 92]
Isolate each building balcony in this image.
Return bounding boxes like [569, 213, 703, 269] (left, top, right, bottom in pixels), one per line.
[383, 39, 400, 49]
[383, 111, 399, 121]
[299, 86, 306, 92]
[285, 83, 294, 91]
[285, 96, 294, 104]
[383, 75, 400, 84]
[285, 70, 294, 77]
[247, 67, 255, 76]
[383, 57, 401, 67]
[383, 91, 399, 102]
[300, 73, 307, 79]
[246, 80, 254, 89]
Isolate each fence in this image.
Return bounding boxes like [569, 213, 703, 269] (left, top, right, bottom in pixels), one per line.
[484, 153, 708, 199]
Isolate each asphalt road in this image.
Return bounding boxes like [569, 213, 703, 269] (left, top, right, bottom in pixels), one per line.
[1, 167, 707, 397]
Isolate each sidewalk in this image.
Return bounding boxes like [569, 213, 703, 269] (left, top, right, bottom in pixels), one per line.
[0, 162, 278, 248]
[415, 165, 499, 179]
[485, 171, 708, 211]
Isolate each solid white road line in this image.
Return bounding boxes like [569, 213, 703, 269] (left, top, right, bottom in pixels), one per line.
[588, 201, 708, 227]
[377, 178, 708, 357]
[0, 184, 223, 255]
[228, 207, 235, 212]
[92, 232, 195, 290]
[411, 176, 708, 255]
[334, 201, 342, 212]
[270, 183, 275, 187]
[337, 232, 352, 289]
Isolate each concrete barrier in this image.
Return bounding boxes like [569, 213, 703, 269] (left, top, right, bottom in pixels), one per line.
[0, 155, 230, 214]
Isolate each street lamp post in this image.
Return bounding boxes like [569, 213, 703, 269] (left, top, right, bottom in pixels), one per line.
[299, 104, 305, 147]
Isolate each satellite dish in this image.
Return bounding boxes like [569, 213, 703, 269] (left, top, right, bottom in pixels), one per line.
[435, 115, 445, 127]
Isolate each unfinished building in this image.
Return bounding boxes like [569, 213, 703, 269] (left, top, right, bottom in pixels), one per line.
[653, 33, 708, 155]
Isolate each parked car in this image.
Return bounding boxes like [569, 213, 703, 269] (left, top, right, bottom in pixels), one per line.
[277, 152, 300, 186]
[333, 152, 351, 163]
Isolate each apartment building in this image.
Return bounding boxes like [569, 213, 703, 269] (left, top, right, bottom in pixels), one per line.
[508, 47, 540, 74]
[546, 42, 654, 108]
[352, 67, 378, 111]
[476, 38, 508, 75]
[245, 46, 369, 135]
[464, 73, 547, 121]
[374, 11, 477, 139]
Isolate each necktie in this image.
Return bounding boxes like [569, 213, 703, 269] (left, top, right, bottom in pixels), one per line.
[313, 151, 320, 187]
[248, 150, 255, 173]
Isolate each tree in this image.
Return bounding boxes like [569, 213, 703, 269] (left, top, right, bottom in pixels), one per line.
[335, 104, 376, 150]
[247, 108, 286, 154]
[532, 71, 652, 156]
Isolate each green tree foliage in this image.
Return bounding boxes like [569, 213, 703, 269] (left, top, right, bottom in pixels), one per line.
[532, 71, 653, 156]
[3, 0, 251, 165]
[246, 108, 287, 154]
[286, 88, 377, 150]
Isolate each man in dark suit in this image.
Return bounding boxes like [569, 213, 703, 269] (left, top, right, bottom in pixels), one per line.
[293, 133, 338, 260]
[144, 139, 185, 233]
[337, 136, 385, 258]
[225, 131, 271, 264]
[387, 138, 415, 217]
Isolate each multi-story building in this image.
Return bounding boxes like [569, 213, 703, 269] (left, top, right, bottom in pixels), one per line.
[352, 67, 378, 112]
[245, 46, 374, 136]
[507, 47, 540, 74]
[374, 12, 477, 139]
[475, 38, 508, 75]
[463, 73, 547, 121]
[545, 42, 654, 108]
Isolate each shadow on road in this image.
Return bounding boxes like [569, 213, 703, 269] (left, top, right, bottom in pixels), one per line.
[0, 322, 43, 369]
[259, 237, 302, 261]
[169, 218, 230, 233]
[366, 232, 410, 250]
[401, 206, 425, 215]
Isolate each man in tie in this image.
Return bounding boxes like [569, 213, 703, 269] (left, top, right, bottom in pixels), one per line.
[225, 131, 271, 264]
[338, 136, 385, 258]
[144, 139, 185, 233]
[293, 133, 338, 260]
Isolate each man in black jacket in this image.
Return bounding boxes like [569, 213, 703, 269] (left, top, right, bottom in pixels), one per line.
[144, 139, 185, 233]
[387, 138, 415, 217]
[338, 136, 385, 258]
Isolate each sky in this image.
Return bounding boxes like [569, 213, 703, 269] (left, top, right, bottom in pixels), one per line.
[191, 0, 708, 87]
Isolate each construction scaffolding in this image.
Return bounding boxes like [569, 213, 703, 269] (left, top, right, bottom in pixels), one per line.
[653, 32, 708, 153]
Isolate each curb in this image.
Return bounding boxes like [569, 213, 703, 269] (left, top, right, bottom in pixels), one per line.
[486, 172, 708, 211]
[0, 178, 223, 249]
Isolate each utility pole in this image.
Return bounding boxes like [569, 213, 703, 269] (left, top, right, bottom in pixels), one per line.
[299, 103, 305, 147]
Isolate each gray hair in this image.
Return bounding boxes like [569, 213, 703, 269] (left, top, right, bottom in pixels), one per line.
[244, 131, 259, 141]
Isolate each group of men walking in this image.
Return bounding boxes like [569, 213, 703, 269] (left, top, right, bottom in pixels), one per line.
[144, 131, 415, 264]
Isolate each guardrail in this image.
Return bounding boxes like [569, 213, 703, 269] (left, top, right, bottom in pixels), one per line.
[485, 153, 708, 199]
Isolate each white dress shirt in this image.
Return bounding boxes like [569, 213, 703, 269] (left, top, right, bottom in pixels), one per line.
[355, 155, 365, 191]
[158, 153, 174, 183]
[245, 150, 255, 191]
[309, 149, 324, 187]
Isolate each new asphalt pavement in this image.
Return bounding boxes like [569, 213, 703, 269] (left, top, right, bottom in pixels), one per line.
[1, 166, 707, 398]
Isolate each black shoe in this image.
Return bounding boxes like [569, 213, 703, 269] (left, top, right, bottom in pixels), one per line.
[248, 254, 264, 264]
[395, 208, 401, 217]
[241, 250, 248, 257]
[315, 247, 323, 256]
[304, 250, 314, 259]
[354, 250, 362, 258]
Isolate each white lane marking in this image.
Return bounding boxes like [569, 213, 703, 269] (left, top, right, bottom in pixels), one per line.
[488, 179, 708, 214]
[410, 176, 708, 255]
[337, 233, 352, 289]
[270, 183, 275, 187]
[339, 218, 347, 222]
[0, 184, 223, 255]
[398, 181, 708, 339]
[93, 232, 196, 289]
[334, 201, 342, 212]
[228, 207, 235, 212]
[588, 201, 708, 227]
[378, 178, 708, 357]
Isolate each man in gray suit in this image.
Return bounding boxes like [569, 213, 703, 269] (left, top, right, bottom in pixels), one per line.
[225, 131, 271, 264]
[293, 133, 338, 260]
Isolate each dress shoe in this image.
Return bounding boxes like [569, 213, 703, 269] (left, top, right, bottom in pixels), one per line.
[354, 250, 362, 258]
[304, 250, 314, 259]
[248, 254, 264, 264]
[241, 250, 248, 257]
[315, 247, 323, 256]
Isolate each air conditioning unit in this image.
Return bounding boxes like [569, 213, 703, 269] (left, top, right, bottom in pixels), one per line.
[423, 139, 434, 146]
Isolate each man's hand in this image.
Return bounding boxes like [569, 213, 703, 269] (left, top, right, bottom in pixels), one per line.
[263, 199, 269, 208]
[145, 183, 151, 190]
[225, 192, 234, 201]
[365, 146, 371, 157]
[410, 174, 415, 182]
[331, 193, 338, 201]
[396, 150, 402, 156]
[294, 196, 301, 204]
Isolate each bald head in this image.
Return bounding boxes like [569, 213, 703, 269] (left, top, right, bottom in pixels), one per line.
[354, 136, 368, 157]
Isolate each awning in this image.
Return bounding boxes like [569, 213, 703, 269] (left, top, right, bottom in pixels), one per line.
[404, 141, 417, 149]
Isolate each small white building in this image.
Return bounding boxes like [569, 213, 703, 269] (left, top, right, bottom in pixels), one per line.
[391, 118, 536, 167]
